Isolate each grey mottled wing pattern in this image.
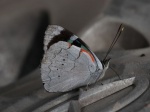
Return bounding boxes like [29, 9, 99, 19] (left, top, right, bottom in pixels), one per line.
[41, 25, 103, 92]
[41, 41, 100, 92]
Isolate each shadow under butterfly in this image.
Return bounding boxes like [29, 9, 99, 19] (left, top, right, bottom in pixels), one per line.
[41, 24, 125, 92]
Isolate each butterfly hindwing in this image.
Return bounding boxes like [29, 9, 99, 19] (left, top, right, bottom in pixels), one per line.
[42, 41, 95, 92]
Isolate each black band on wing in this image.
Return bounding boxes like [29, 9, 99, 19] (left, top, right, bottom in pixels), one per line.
[72, 39, 82, 48]
[47, 29, 73, 49]
[72, 38, 91, 52]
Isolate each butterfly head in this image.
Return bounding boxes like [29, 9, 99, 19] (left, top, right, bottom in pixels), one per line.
[102, 58, 111, 69]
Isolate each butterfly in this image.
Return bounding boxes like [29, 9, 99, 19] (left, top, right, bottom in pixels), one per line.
[41, 24, 124, 92]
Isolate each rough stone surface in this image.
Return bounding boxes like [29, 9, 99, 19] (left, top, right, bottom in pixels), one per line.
[0, 0, 150, 112]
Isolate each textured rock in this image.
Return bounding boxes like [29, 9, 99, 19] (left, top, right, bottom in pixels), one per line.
[0, 0, 150, 112]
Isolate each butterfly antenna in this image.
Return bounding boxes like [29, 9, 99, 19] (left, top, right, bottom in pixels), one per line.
[103, 24, 124, 62]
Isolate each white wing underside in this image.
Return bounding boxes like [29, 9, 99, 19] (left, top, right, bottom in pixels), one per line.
[41, 25, 103, 92]
[44, 25, 64, 52]
[41, 41, 102, 92]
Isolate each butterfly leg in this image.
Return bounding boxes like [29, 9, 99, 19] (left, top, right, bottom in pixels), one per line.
[110, 66, 122, 80]
[100, 81, 103, 85]
[94, 80, 103, 86]
[85, 84, 89, 91]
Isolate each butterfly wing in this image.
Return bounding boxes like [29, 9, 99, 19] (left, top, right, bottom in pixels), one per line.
[43, 25, 64, 52]
[41, 25, 103, 92]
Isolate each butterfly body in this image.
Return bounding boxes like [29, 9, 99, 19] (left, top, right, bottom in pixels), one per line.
[41, 25, 106, 92]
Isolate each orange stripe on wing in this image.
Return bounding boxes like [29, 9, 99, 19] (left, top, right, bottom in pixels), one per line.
[81, 49, 95, 62]
[68, 43, 71, 47]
